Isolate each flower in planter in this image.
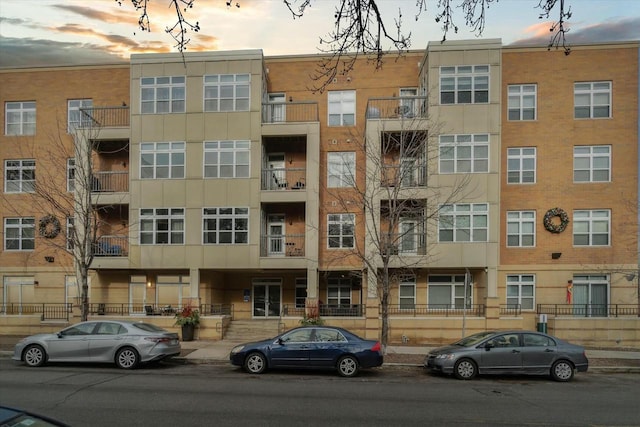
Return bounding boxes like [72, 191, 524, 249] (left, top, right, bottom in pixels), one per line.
[174, 306, 200, 326]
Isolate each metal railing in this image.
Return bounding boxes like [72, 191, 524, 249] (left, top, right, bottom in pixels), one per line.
[260, 234, 305, 257]
[500, 304, 522, 316]
[88, 303, 234, 317]
[262, 101, 318, 123]
[80, 106, 130, 128]
[381, 233, 427, 256]
[92, 171, 129, 192]
[381, 164, 427, 187]
[366, 97, 428, 120]
[281, 304, 364, 317]
[537, 304, 639, 317]
[1, 303, 73, 320]
[386, 304, 486, 317]
[200, 303, 233, 316]
[93, 235, 128, 257]
[261, 167, 306, 191]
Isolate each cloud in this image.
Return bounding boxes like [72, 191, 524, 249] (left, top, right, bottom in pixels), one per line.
[511, 17, 640, 46]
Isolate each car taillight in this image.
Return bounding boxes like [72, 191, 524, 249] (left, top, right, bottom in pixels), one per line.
[145, 337, 171, 344]
[371, 342, 381, 352]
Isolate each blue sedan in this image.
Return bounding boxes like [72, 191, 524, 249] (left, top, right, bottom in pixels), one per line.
[229, 326, 383, 377]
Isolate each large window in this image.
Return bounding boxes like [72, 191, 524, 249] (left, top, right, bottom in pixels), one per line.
[202, 207, 249, 244]
[327, 152, 355, 187]
[327, 277, 352, 306]
[327, 213, 355, 248]
[573, 210, 610, 246]
[574, 146, 610, 182]
[428, 275, 471, 308]
[5, 101, 36, 135]
[139, 208, 184, 245]
[439, 134, 489, 173]
[328, 90, 355, 126]
[574, 81, 611, 119]
[507, 211, 535, 247]
[67, 99, 93, 132]
[203, 74, 250, 112]
[5, 159, 35, 193]
[506, 274, 535, 310]
[572, 274, 608, 317]
[399, 275, 416, 309]
[140, 76, 185, 114]
[67, 158, 75, 192]
[440, 65, 489, 104]
[507, 85, 536, 120]
[4, 218, 35, 251]
[438, 203, 488, 242]
[507, 147, 536, 184]
[140, 142, 185, 179]
[203, 140, 250, 178]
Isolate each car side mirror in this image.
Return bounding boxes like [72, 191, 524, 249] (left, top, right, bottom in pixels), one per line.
[277, 338, 285, 345]
[57, 332, 63, 338]
[484, 341, 495, 350]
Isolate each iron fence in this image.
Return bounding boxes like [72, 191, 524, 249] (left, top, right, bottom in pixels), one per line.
[1, 303, 73, 320]
[537, 304, 638, 317]
[385, 304, 486, 317]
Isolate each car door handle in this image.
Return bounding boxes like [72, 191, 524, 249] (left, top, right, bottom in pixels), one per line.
[544, 348, 555, 352]
[511, 349, 520, 353]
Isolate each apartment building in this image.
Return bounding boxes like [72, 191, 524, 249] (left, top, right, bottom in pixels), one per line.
[1, 40, 638, 347]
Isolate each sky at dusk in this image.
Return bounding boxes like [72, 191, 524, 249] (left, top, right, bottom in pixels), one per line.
[0, 0, 639, 68]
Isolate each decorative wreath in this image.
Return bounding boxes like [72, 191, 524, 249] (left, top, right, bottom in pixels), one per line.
[543, 208, 569, 234]
[39, 214, 61, 239]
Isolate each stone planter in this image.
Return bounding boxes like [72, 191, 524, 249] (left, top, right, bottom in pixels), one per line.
[181, 324, 195, 341]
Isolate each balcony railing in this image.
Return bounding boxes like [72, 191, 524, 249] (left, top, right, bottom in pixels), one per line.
[80, 106, 130, 128]
[1, 303, 73, 320]
[537, 304, 639, 317]
[261, 167, 306, 191]
[88, 303, 233, 317]
[381, 164, 427, 187]
[500, 304, 522, 316]
[92, 171, 129, 192]
[386, 304, 486, 317]
[381, 233, 427, 256]
[281, 304, 364, 317]
[260, 234, 305, 257]
[262, 101, 318, 123]
[366, 97, 427, 120]
[93, 235, 128, 257]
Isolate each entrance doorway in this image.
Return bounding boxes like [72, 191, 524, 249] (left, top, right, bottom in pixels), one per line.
[253, 279, 281, 317]
[267, 214, 285, 256]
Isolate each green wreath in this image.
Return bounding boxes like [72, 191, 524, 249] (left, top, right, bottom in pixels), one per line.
[39, 214, 61, 239]
[543, 208, 569, 233]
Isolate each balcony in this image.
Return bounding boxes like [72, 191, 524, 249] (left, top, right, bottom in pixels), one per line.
[381, 164, 427, 188]
[93, 235, 128, 257]
[260, 234, 305, 257]
[80, 106, 130, 128]
[261, 168, 306, 191]
[262, 102, 318, 123]
[366, 97, 427, 120]
[92, 171, 129, 193]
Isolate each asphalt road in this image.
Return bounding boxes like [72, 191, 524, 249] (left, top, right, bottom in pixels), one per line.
[1, 360, 638, 427]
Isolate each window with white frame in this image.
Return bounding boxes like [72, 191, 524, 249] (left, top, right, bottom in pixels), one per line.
[66, 216, 75, 251]
[203, 74, 250, 112]
[507, 211, 535, 247]
[67, 99, 93, 132]
[139, 208, 184, 245]
[203, 140, 250, 178]
[5, 101, 36, 135]
[67, 158, 75, 192]
[140, 142, 185, 179]
[140, 76, 185, 114]
[328, 90, 355, 126]
[202, 207, 249, 244]
[438, 203, 488, 242]
[327, 213, 355, 248]
[440, 65, 489, 104]
[574, 146, 610, 182]
[573, 210, 610, 246]
[327, 277, 351, 306]
[327, 152, 355, 187]
[428, 274, 471, 308]
[507, 85, 536, 120]
[507, 147, 536, 184]
[439, 134, 489, 173]
[399, 275, 416, 309]
[295, 278, 307, 308]
[574, 81, 611, 119]
[5, 159, 35, 193]
[506, 274, 535, 310]
[4, 218, 35, 251]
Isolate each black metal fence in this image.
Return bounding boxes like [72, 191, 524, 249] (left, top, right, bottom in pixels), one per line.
[1, 303, 73, 320]
[537, 304, 639, 317]
[385, 304, 486, 317]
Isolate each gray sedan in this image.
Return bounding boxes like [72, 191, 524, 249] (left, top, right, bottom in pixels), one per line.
[13, 320, 181, 369]
[424, 330, 589, 381]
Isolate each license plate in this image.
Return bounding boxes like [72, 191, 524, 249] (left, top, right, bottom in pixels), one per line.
[171, 339, 178, 345]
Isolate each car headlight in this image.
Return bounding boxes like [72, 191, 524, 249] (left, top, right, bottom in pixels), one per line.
[435, 353, 457, 360]
[230, 345, 245, 354]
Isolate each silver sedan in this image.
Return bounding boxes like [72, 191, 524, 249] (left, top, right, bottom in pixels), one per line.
[13, 320, 181, 369]
[424, 330, 589, 381]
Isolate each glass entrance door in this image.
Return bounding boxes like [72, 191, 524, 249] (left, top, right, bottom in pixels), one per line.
[253, 280, 281, 317]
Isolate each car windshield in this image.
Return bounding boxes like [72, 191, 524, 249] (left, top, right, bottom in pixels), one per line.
[453, 331, 496, 347]
[131, 323, 167, 333]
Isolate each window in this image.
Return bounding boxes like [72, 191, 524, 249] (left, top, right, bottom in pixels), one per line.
[506, 274, 535, 310]
[438, 203, 488, 242]
[439, 134, 489, 173]
[327, 277, 352, 306]
[572, 274, 608, 317]
[281, 328, 313, 343]
[399, 275, 416, 309]
[574, 81, 611, 119]
[327, 213, 355, 248]
[139, 208, 184, 245]
[4, 218, 35, 251]
[328, 90, 355, 126]
[68, 99, 93, 132]
[204, 74, 250, 112]
[295, 278, 307, 308]
[399, 88, 419, 117]
[523, 333, 554, 347]
[5, 159, 35, 193]
[140, 142, 185, 179]
[203, 140, 250, 178]
[507, 211, 535, 247]
[507, 147, 536, 184]
[428, 275, 471, 308]
[327, 152, 355, 187]
[140, 76, 185, 114]
[202, 207, 249, 244]
[507, 85, 536, 120]
[67, 158, 75, 192]
[440, 65, 489, 104]
[5, 101, 36, 135]
[66, 217, 75, 251]
[574, 146, 610, 182]
[573, 210, 610, 246]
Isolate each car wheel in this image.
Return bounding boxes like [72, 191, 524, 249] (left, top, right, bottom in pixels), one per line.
[454, 358, 477, 380]
[244, 352, 267, 374]
[337, 355, 359, 377]
[23, 345, 46, 367]
[115, 347, 140, 369]
[551, 360, 574, 382]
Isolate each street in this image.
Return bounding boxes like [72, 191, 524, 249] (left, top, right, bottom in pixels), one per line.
[0, 359, 638, 426]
